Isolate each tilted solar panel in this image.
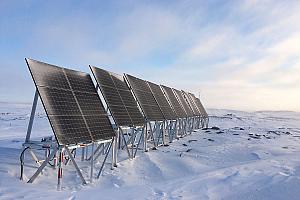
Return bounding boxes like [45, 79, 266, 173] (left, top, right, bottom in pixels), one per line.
[182, 91, 201, 116]
[172, 88, 194, 117]
[90, 66, 144, 127]
[187, 93, 204, 117]
[26, 58, 115, 145]
[147, 81, 176, 120]
[125, 74, 164, 121]
[160, 85, 186, 118]
[195, 97, 208, 118]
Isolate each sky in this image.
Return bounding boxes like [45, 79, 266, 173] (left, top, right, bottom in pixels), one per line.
[1, 0, 300, 111]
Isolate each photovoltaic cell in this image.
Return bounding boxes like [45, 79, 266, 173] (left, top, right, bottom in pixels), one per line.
[160, 85, 187, 118]
[26, 58, 115, 145]
[147, 81, 176, 120]
[90, 66, 144, 127]
[125, 74, 164, 121]
[182, 91, 201, 116]
[172, 88, 194, 117]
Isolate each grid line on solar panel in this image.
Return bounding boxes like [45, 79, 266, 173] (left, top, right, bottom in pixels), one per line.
[160, 85, 187, 118]
[147, 81, 176, 120]
[26, 58, 115, 145]
[90, 66, 145, 127]
[182, 90, 200, 116]
[125, 74, 164, 121]
[172, 88, 194, 117]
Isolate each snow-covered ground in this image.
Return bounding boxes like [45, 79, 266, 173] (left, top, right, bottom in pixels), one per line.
[1, 102, 300, 200]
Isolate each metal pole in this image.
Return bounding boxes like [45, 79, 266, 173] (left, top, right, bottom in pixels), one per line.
[25, 90, 38, 143]
[144, 123, 148, 152]
[90, 143, 94, 182]
[57, 148, 63, 190]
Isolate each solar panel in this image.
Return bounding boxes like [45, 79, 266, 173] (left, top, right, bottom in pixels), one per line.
[172, 88, 194, 117]
[160, 85, 186, 118]
[90, 66, 145, 127]
[125, 74, 164, 121]
[195, 97, 208, 117]
[182, 91, 201, 116]
[26, 58, 115, 145]
[187, 93, 203, 116]
[147, 81, 176, 120]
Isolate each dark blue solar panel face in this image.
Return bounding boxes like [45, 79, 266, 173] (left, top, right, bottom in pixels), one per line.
[147, 81, 176, 120]
[26, 58, 115, 145]
[160, 85, 187, 118]
[90, 66, 145, 127]
[172, 88, 194, 117]
[182, 90, 200, 116]
[125, 74, 164, 121]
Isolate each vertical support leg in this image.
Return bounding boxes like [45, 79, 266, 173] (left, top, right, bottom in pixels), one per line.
[144, 122, 148, 152]
[90, 143, 94, 182]
[162, 121, 166, 145]
[134, 126, 144, 158]
[81, 147, 85, 161]
[25, 90, 38, 143]
[112, 130, 119, 167]
[85, 146, 89, 160]
[57, 148, 63, 190]
[131, 128, 134, 159]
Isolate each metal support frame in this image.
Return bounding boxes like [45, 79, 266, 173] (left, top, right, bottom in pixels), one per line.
[115, 125, 145, 160]
[20, 90, 88, 189]
[143, 120, 167, 150]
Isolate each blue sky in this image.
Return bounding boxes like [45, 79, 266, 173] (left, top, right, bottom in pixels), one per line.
[1, 0, 300, 111]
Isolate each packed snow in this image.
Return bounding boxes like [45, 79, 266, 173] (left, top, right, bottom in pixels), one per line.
[1, 102, 300, 200]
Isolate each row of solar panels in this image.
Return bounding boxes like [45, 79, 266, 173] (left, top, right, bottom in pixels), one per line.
[26, 58, 208, 146]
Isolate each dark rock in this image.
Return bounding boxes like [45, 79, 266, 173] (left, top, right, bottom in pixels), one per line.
[249, 135, 261, 139]
[182, 143, 188, 146]
[186, 149, 192, 152]
[216, 131, 224, 134]
[211, 126, 220, 130]
[208, 138, 214, 142]
[188, 139, 197, 143]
